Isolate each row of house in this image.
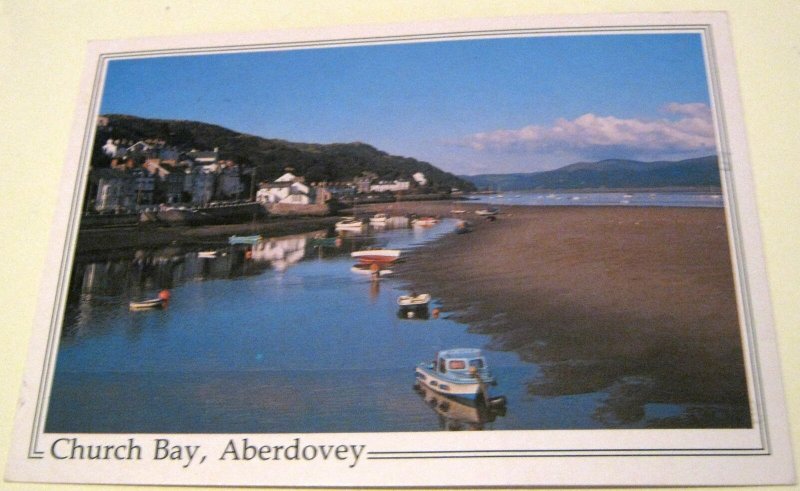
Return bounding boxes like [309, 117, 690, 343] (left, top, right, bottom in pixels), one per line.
[93, 142, 247, 212]
[91, 137, 430, 214]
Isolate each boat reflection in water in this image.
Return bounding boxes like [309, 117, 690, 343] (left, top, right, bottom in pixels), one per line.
[414, 383, 506, 431]
[248, 234, 309, 271]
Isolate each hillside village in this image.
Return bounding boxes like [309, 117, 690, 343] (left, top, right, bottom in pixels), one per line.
[89, 117, 434, 217]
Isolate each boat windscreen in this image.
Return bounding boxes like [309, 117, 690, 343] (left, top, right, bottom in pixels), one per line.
[469, 358, 485, 369]
[448, 360, 466, 370]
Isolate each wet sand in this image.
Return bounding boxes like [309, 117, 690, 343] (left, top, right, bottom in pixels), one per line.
[367, 202, 750, 427]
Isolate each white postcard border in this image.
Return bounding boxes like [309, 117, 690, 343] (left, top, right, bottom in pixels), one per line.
[6, 12, 794, 487]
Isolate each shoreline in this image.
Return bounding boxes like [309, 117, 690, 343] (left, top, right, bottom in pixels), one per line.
[75, 216, 341, 254]
[374, 202, 750, 427]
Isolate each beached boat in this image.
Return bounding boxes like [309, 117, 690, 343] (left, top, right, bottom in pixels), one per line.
[129, 298, 165, 310]
[335, 217, 365, 231]
[412, 217, 439, 227]
[475, 207, 499, 216]
[229, 235, 262, 245]
[414, 348, 501, 403]
[455, 220, 472, 234]
[351, 249, 401, 264]
[197, 250, 218, 258]
[450, 208, 467, 214]
[369, 213, 388, 225]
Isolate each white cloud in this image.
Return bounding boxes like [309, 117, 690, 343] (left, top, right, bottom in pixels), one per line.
[462, 103, 715, 158]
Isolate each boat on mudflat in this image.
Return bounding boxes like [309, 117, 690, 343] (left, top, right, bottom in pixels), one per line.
[414, 348, 504, 405]
[351, 249, 401, 264]
[475, 207, 499, 216]
[455, 220, 472, 234]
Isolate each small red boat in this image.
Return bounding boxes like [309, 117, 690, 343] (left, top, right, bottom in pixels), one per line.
[351, 249, 401, 264]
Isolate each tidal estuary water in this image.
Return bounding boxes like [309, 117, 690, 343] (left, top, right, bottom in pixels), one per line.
[48, 208, 692, 433]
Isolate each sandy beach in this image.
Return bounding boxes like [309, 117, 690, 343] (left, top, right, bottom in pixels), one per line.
[366, 201, 749, 427]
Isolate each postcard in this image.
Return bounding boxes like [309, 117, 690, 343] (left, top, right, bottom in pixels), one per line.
[5, 12, 794, 487]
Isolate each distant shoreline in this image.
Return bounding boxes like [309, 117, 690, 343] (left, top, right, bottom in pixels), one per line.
[74, 216, 340, 256]
[469, 186, 722, 194]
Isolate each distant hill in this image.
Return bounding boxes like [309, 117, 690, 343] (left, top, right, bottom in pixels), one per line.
[93, 114, 475, 192]
[461, 156, 720, 191]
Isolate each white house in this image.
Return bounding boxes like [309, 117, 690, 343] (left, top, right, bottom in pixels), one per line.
[256, 172, 312, 205]
[102, 139, 120, 157]
[412, 172, 428, 186]
[369, 180, 411, 192]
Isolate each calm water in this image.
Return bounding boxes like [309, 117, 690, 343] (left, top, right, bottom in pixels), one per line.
[48, 217, 687, 433]
[464, 190, 724, 208]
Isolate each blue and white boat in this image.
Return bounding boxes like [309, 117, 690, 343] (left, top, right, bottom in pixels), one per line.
[415, 348, 497, 402]
[229, 234, 262, 245]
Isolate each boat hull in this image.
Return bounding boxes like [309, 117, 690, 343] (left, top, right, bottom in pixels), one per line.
[229, 235, 262, 245]
[352, 249, 401, 264]
[414, 365, 485, 401]
[129, 298, 165, 310]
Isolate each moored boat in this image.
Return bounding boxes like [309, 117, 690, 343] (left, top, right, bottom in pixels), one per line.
[335, 217, 365, 231]
[398, 292, 431, 318]
[414, 348, 502, 404]
[229, 235, 263, 245]
[129, 290, 171, 311]
[350, 263, 393, 276]
[412, 216, 439, 227]
[397, 292, 431, 309]
[129, 298, 165, 310]
[369, 213, 388, 225]
[351, 249, 401, 264]
[475, 207, 499, 216]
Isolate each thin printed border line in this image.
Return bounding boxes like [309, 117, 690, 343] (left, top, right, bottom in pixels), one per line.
[369, 446, 768, 456]
[704, 23, 772, 452]
[26, 19, 769, 461]
[93, 24, 714, 60]
[368, 452, 772, 461]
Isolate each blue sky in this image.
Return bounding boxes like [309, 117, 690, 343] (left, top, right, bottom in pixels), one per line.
[100, 33, 714, 174]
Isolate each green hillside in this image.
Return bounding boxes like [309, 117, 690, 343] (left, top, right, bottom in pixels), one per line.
[93, 114, 475, 192]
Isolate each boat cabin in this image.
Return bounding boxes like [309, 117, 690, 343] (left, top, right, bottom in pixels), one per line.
[433, 349, 487, 377]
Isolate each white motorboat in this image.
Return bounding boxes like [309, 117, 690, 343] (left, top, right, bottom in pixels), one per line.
[335, 217, 365, 230]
